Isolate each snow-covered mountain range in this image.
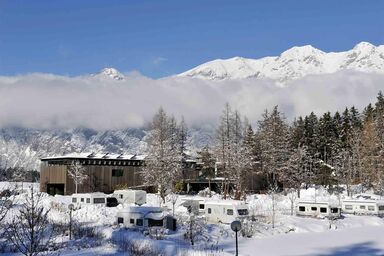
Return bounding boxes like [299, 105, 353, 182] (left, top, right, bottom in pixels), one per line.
[2, 41, 384, 172]
[177, 42, 384, 84]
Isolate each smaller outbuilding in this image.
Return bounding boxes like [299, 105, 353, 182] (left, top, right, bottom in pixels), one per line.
[296, 201, 341, 219]
[113, 189, 147, 205]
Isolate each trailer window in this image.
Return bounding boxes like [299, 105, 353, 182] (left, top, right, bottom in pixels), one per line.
[130, 219, 134, 224]
[368, 206, 375, 211]
[360, 205, 366, 210]
[93, 198, 106, 204]
[299, 206, 305, 212]
[345, 205, 353, 210]
[86, 198, 90, 203]
[320, 207, 327, 213]
[72, 198, 77, 203]
[119, 194, 123, 199]
[81, 198, 84, 202]
[117, 217, 124, 224]
[238, 209, 249, 216]
[311, 207, 317, 211]
[199, 204, 205, 210]
[379, 206, 384, 211]
[208, 208, 211, 214]
[227, 209, 234, 215]
[331, 208, 339, 213]
[136, 219, 143, 226]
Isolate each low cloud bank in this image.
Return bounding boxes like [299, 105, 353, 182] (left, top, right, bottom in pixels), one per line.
[0, 71, 383, 130]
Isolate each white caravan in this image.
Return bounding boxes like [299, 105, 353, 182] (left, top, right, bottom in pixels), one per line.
[204, 201, 249, 224]
[71, 192, 107, 206]
[342, 199, 384, 216]
[116, 206, 175, 230]
[296, 201, 341, 219]
[113, 189, 147, 205]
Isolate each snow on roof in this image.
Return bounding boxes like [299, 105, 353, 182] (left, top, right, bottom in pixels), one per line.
[118, 206, 164, 215]
[204, 200, 248, 206]
[41, 152, 146, 161]
[297, 201, 340, 207]
[342, 199, 384, 204]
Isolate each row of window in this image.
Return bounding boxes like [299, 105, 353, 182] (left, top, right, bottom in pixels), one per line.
[344, 205, 384, 211]
[117, 217, 143, 226]
[72, 197, 106, 204]
[46, 160, 142, 166]
[298, 206, 339, 213]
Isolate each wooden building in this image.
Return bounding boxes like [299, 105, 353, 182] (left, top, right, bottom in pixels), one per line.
[40, 152, 200, 195]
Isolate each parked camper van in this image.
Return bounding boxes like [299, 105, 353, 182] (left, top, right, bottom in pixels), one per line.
[113, 190, 147, 205]
[204, 201, 249, 224]
[342, 199, 384, 216]
[296, 201, 341, 219]
[71, 192, 108, 207]
[116, 206, 176, 230]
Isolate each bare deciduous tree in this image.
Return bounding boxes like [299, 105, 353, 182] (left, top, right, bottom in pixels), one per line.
[5, 187, 55, 256]
[68, 161, 88, 194]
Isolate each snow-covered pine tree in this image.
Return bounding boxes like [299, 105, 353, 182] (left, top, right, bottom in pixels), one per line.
[68, 160, 88, 194]
[257, 106, 290, 188]
[141, 107, 182, 203]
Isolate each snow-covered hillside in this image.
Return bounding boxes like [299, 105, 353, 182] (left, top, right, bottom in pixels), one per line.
[177, 42, 384, 84]
[0, 126, 213, 171]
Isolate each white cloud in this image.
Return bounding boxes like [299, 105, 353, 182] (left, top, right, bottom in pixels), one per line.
[0, 70, 383, 130]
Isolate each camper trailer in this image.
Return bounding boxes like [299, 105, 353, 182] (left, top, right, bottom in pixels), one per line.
[204, 201, 249, 224]
[116, 206, 176, 230]
[71, 192, 108, 207]
[296, 201, 341, 219]
[342, 199, 384, 216]
[113, 190, 147, 205]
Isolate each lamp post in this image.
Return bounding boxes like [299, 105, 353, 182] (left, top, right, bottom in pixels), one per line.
[231, 220, 242, 256]
[68, 203, 74, 240]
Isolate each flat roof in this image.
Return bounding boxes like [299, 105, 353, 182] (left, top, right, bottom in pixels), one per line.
[41, 152, 147, 161]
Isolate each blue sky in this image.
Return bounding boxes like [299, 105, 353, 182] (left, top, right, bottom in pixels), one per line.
[0, 0, 383, 78]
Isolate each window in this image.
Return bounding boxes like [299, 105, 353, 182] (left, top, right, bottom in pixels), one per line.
[331, 208, 339, 213]
[368, 206, 375, 211]
[320, 207, 327, 213]
[199, 204, 205, 210]
[112, 169, 123, 177]
[117, 217, 124, 224]
[238, 209, 249, 216]
[119, 194, 123, 199]
[130, 219, 134, 224]
[93, 198, 106, 204]
[345, 205, 353, 210]
[299, 206, 305, 212]
[379, 206, 384, 211]
[208, 208, 212, 214]
[81, 198, 84, 202]
[311, 207, 317, 211]
[72, 198, 77, 203]
[136, 219, 143, 226]
[360, 205, 366, 210]
[86, 198, 90, 203]
[227, 209, 234, 215]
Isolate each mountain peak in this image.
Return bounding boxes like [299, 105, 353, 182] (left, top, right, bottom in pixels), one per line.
[96, 68, 124, 80]
[177, 42, 384, 84]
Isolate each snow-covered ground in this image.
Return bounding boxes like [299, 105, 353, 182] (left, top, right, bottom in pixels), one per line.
[2, 183, 384, 255]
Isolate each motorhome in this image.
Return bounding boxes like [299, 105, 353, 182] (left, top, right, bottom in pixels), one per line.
[296, 201, 341, 219]
[116, 206, 176, 230]
[113, 189, 147, 205]
[204, 201, 249, 224]
[342, 199, 384, 216]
